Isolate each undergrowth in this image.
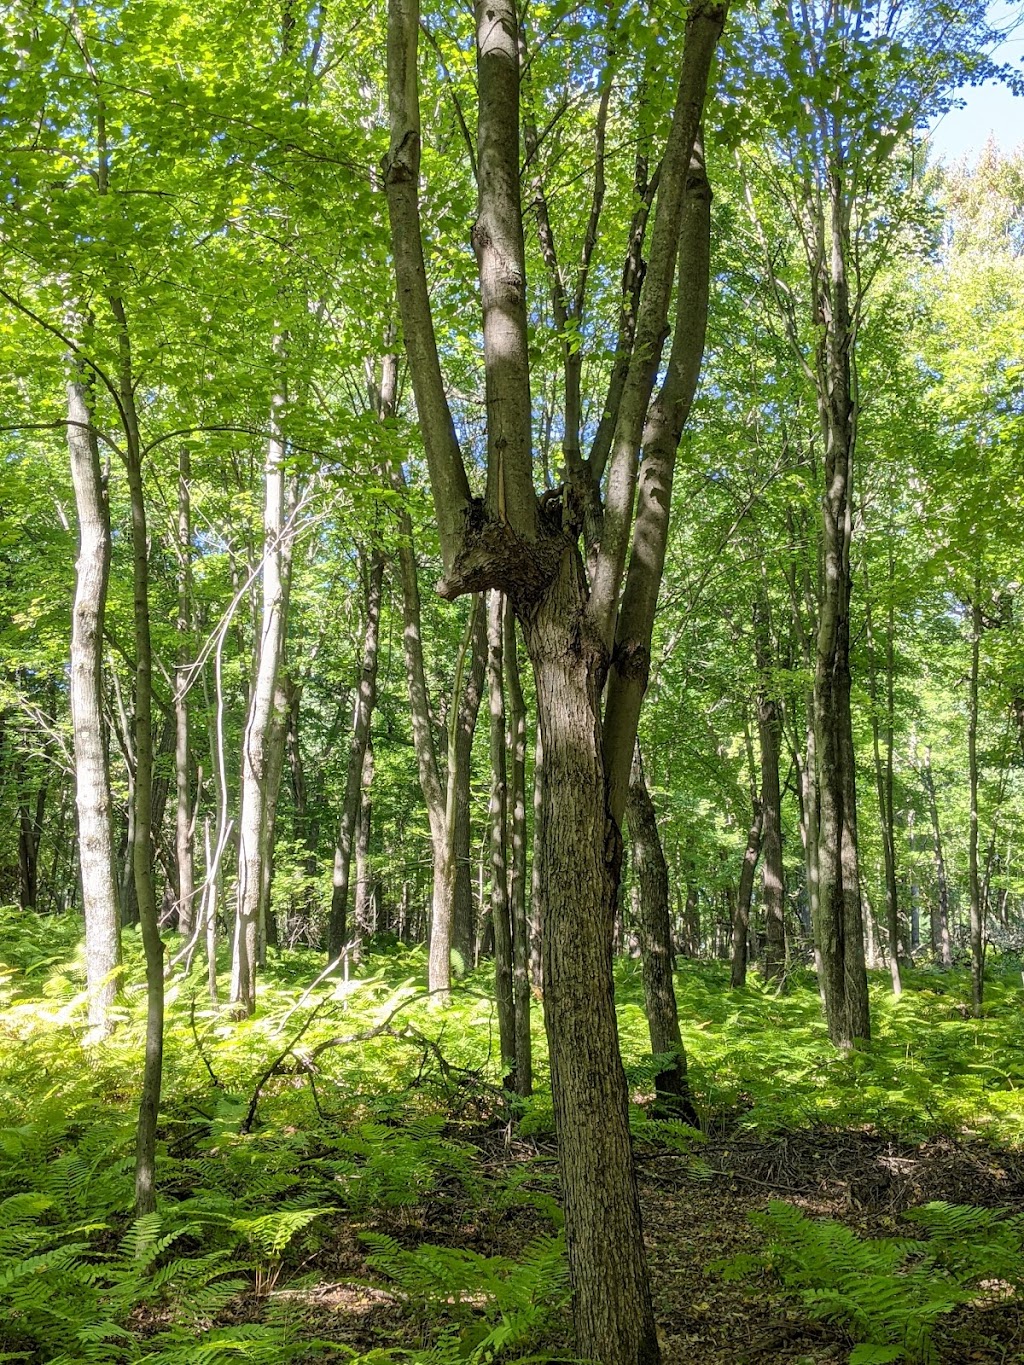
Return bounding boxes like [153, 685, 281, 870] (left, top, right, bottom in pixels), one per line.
[716, 1199, 1024, 1364]
[2, 905, 1023, 1362]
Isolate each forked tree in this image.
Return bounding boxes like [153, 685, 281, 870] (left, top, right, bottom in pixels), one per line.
[383, 1, 727, 1359]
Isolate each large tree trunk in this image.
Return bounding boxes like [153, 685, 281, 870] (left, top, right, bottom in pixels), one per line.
[626, 744, 695, 1119]
[812, 169, 869, 1048]
[521, 554, 659, 1365]
[328, 549, 385, 957]
[67, 365, 121, 1032]
[487, 592, 515, 1076]
[231, 379, 294, 1015]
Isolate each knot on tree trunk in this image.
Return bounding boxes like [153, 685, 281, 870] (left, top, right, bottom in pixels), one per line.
[436, 498, 568, 608]
[611, 637, 651, 688]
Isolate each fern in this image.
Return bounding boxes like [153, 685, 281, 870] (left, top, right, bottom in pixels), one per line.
[361, 1231, 570, 1362]
[717, 1199, 1024, 1364]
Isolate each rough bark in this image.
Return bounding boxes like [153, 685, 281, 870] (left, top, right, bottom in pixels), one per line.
[626, 744, 695, 1118]
[67, 365, 122, 1032]
[521, 552, 659, 1365]
[328, 549, 385, 957]
[812, 167, 869, 1048]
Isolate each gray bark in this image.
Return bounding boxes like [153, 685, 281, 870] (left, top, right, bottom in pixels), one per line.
[232, 376, 295, 1015]
[67, 364, 121, 1033]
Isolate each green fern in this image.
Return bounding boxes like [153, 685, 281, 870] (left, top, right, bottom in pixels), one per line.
[717, 1199, 1024, 1364]
[361, 1231, 570, 1362]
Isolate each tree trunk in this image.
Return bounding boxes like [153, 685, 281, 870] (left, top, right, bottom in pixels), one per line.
[328, 549, 385, 956]
[452, 602, 487, 972]
[487, 592, 515, 1076]
[258, 674, 291, 962]
[758, 712, 785, 983]
[730, 802, 762, 989]
[111, 298, 163, 1218]
[521, 552, 659, 1365]
[504, 600, 532, 1094]
[172, 446, 196, 940]
[626, 743, 695, 1119]
[921, 748, 952, 968]
[864, 555, 902, 995]
[968, 594, 983, 1015]
[354, 736, 375, 941]
[529, 717, 544, 989]
[812, 169, 869, 1049]
[67, 364, 121, 1032]
[231, 377, 294, 1015]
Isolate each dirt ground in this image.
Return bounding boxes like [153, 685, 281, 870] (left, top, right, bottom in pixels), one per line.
[256, 1127, 1024, 1363]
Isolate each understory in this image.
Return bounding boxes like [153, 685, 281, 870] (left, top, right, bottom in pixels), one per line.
[1, 908, 1022, 1365]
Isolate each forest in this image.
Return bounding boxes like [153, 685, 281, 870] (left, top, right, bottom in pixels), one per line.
[1, 0, 1023, 1361]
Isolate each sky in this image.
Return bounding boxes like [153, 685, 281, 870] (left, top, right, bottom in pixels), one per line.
[926, 2, 1024, 163]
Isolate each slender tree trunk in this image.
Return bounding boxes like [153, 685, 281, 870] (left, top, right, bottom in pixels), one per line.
[529, 718, 544, 989]
[968, 594, 983, 1015]
[67, 364, 121, 1032]
[329, 549, 385, 956]
[452, 604, 487, 971]
[231, 377, 294, 1015]
[258, 674, 291, 962]
[730, 802, 762, 989]
[354, 737, 375, 941]
[110, 299, 163, 1217]
[626, 743, 695, 1118]
[487, 592, 515, 1076]
[921, 748, 952, 967]
[864, 559, 902, 994]
[504, 600, 532, 1094]
[758, 712, 785, 982]
[174, 446, 195, 939]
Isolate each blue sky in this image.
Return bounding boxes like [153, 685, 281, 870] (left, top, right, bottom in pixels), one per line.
[927, 2, 1024, 163]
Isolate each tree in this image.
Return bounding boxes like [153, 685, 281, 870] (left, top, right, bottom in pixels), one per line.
[383, 0, 726, 1356]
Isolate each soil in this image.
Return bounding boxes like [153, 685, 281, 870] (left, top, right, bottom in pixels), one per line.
[257, 1125, 1024, 1364]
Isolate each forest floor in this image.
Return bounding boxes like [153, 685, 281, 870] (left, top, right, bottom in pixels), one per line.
[1, 908, 1023, 1364]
